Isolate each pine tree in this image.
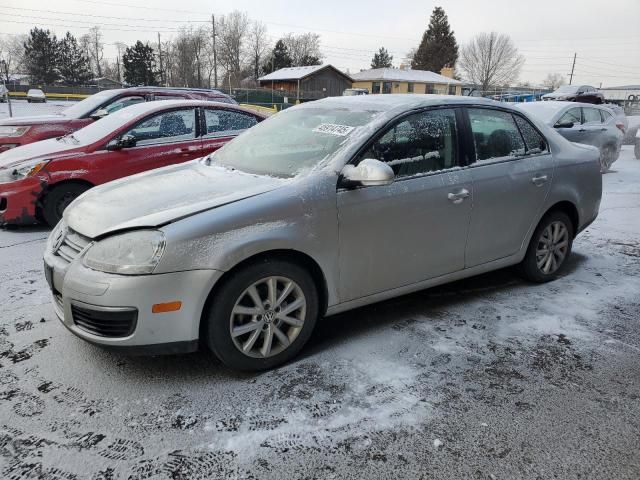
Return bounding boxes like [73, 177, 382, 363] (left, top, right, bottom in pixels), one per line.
[262, 40, 292, 74]
[58, 32, 92, 86]
[23, 28, 60, 85]
[371, 47, 393, 69]
[123, 41, 158, 86]
[411, 7, 458, 73]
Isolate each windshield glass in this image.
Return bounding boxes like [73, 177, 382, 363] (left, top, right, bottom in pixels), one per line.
[62, 90, 123, 118]
[209, 107, 379, 177]
[554, 85, 579, 94]
[64, 107, 141, 145]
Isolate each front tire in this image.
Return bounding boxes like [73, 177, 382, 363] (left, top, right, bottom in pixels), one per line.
[41, 183, 91, 227]
[205, 259, 319, 371]
[520, 211, 574, 283]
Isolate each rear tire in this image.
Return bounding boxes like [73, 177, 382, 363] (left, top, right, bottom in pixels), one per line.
[519, 211, 574, 283]
[41, 183, 91, 227]
[205, 259, 319, 371]
[599, 145, 616, 172]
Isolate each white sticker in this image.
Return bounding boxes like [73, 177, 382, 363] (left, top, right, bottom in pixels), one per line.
[312, 123, 355, 136]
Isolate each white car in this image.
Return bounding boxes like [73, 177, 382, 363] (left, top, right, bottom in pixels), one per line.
[26, 89, 46, 103]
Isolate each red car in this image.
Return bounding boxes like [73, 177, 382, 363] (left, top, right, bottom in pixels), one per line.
[0, 100, 264, 226]
[0, 87, 236, 153]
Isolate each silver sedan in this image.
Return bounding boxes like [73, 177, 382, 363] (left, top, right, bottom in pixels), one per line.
[516, 101, 624, 172]
[44, 95, 602, 371]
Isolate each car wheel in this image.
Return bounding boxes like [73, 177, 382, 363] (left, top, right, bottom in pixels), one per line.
[519, 211, 574, 283]
[205, 259, 319, 371]
[42, 183, 91, 227]
[599, 145, 616, 172]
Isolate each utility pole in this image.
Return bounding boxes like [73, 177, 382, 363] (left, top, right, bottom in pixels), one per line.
[212, 15, 218, 89]
[157, 32, 164, 86]
[568, 53, 577, 85]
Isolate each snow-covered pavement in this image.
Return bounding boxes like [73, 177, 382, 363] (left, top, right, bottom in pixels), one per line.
[0, 99, 73, 120]
[0, 148, 639, 479]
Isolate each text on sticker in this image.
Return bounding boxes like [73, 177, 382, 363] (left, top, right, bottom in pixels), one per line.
[312, 124, 356, 136]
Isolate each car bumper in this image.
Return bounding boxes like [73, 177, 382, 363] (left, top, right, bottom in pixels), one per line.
[43, 248, 224, 354]
[0, 177, 44, 225]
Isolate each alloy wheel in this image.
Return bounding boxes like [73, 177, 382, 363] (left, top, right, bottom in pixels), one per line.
[535, 221, 570, 275]
[229, 276, 307, 359]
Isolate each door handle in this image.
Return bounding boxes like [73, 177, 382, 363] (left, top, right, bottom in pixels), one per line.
[448, 189, 470, 204]
[600, 128, 607, 131]
[532, 175, 548, 186]
[578, 129, 586, 132]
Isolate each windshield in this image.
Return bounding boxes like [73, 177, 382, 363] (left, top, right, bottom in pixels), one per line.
[62, 89, 123, 118]
[209, 107, 379, 178]
[554, 85, 579, 94]
[62, 106, 142, 145]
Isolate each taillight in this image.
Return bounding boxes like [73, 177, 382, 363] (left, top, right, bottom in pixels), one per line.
[615, 122, 626, 134]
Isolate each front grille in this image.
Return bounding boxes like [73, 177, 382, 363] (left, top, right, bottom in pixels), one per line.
[71, 304, 138, 338]
[55, 228, 91, 264]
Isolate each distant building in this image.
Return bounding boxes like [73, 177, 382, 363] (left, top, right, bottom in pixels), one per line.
[351, 67, 463, 95]
[258, 65, 353, 101]
[91, 77, 123, 89]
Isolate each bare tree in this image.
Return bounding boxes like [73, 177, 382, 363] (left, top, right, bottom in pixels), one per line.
[457, 32, 524, 92]
[0, 35, 26, 81]
[217, 10, 250, 88]
[81, 26, 105, 77]
[248, 20, 269, 81]
[543, 73, 566, 90]
[283, 32, 322, 66]
[192, 27, 209, 87]
[114, 42, 127, 83]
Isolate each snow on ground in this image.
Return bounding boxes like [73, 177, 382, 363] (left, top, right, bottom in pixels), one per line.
[0, 148, 639, 479]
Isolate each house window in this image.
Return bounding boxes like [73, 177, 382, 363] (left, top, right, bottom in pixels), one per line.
[448, 85, 457, 95]
[425, 84, 435, 94]
[372, 82, 381, 94]
[382, 82, 392, 94]
[407, 83, 414, 93]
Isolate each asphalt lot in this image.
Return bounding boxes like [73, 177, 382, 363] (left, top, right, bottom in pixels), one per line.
[1, 144, 639, 479]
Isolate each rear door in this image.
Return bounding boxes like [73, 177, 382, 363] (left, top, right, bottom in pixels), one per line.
[464, 107, 554, 267]
[580, 107, 607, 149]
[95, 107, 201, 183]
[201, 108, 260, 155]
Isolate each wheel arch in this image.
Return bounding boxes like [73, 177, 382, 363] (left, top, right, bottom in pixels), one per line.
[37, 179, 95, 222]
[198, 248, 330, 342]
[541, 200, 579, 238]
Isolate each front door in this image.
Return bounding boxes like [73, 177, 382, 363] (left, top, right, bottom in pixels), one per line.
[464, 107, 554, 267]
[100, 108, 202, 183]
[337, 108, 473, 302]
[554, 106, 585, 143]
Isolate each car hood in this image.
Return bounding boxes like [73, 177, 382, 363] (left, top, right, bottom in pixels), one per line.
[0, 138, 83, 169]
[0, 114, 68, 126]
[65, 160, 286, 238]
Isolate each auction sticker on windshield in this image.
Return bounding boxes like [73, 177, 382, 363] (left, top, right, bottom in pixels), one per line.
[312, 124, 356, 136]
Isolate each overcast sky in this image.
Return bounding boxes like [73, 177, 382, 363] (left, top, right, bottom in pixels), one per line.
[2, 0, 639, 87]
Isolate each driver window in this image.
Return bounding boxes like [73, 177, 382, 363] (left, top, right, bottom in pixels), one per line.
[556, 108, 582, 126]
[124, 109, 196, 146]
[357, 108, 458, 178]
[101, 95, 146, 115]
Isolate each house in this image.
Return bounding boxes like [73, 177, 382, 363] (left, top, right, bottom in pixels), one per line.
[351, 67, 463, 95]
[258, 65, 353, 101]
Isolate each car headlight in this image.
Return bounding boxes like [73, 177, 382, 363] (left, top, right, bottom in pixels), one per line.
[83, 230, 166, 275]
[8, 159, 49, 181]
[0, 126, 30, 137]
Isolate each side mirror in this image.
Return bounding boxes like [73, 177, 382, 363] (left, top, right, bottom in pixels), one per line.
[554, 121, 574, 129]
[91, 108, 109, 120]
[106, 134, 137, 151]
[340, 159, 395, 188]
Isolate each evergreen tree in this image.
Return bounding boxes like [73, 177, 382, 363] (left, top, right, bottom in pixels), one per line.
[262, 40, 292, 74]
[299, 54, 321, 66]
[23, 28, 60, 84]
[58, 32, 92, 86]
[371, 47, 393, 69]
[122, 41, 157, 86]
[411, 7, 458, 73]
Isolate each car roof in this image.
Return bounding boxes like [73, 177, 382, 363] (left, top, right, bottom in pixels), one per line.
[123, 86, 231, 97]
[298, 94, 502, 114]
[111, 99, 265, 118]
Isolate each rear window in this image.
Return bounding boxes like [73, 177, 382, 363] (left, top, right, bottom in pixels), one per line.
[468, 108, 526, 162]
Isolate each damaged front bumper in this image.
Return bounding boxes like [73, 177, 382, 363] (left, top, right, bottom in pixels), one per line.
[0, 177, 45, 225]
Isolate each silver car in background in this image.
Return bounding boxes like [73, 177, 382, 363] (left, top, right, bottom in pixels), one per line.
[516, 101, 624, 172]
[44, 95, 602, 371]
